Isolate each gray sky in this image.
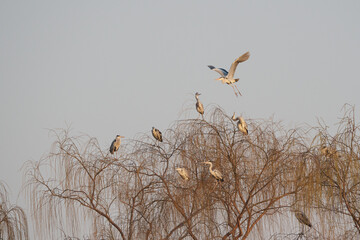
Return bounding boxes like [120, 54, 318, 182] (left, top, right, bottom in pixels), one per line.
[1, 0, 360, 235]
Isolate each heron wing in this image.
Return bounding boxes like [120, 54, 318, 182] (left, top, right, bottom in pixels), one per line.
[196, 102, 204, 115]
[182, 169, 190, 180]
[227, 52, 250, 79]
[158, 130, 163, 141]
[109, 139, 116, 154]
[295, 211, 312, 227]
[218, 68, 228, 76]
[213, 169, 223, 180]
[208, 65, 228, 77]
[177, 168, 189, 180]
[240, 117, 247, 128]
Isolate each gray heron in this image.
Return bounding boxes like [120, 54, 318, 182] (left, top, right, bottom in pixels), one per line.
[232, 113, 248, 135]
[294, 210, 312, 228]
[195, 92, 204, 117]
[208, 52, 250, 97]
[110, 135, 124, 154]
[202, 161, 224, 182]
[152, 127, 163, 142]
[320, 145, 338, 158]
[320, 145, 329, 156]
[176, 168, 190, 181]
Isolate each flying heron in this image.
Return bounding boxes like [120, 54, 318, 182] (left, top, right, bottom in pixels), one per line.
[294, 210, 312, 228]
[195, 92, 204, 117]
[110, 135, 124, 154]
[176, 168, 190, 181]
[152, 127, 163, 142]
[232, 113, 248, 135]
[202, 161, 224, 182]
[208, 52, 250, 97]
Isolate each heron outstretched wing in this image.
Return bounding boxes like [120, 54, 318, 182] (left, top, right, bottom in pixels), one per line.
[227, 52, 250, 79]
[208, 65, 228, 77]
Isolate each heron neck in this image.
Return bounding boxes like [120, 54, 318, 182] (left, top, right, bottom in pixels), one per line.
[208, 163, 213, 171]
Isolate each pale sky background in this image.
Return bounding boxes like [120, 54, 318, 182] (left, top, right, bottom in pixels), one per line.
[1, 0, 360, 238]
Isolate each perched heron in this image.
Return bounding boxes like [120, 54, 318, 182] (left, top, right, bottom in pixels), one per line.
[176, 168, 190, 181]
[110, 135, 124, 154]
[320, 146, 329, 156]
[152, 127, 163, 142]
[195, 92, 204, 117]
[202, 162, 224, 182]
[320, 145, 338, 158]
[208, 52, 250, 97]
[232, 113, 248, 135]
[294, 210, 312, 228]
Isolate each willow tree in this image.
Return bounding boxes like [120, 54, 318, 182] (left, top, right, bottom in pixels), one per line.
[305, 105, 360, 239]
[23, 107, 324, 239]
[0, 181, 29, 240]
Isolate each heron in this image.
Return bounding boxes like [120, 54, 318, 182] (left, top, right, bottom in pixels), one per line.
[202, 162, 224, 182]
[232, 113, 248, 135]
[110, 135, 124, 154]
[320, 145, 338, 158]
[176, 168, 190, 181]
[195, 92, 204, 117]
[320, 145, 329, 156]
[208, 52, 250, 97]
[152, 127, 163, 142]
[294, 210, 312, 228]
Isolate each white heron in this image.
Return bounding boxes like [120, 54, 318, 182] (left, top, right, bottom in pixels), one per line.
[232, 113, 248, 135]
[202, 162, 224, 182]
[176, 168, 190, 181]
[195, 92, 204, 117]
[152, 127, 163, 142]
[294, 210, 312, 228]
[208, 52, 250, 97]
[110, 135, 124, 154]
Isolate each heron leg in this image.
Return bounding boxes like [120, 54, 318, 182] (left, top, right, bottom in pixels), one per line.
[212, 182, 218, 191]
[234, 84, 242, 96]
[229, 84, 239, 97]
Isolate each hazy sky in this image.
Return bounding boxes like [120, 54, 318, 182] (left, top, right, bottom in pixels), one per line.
[1, 0, 360, 235]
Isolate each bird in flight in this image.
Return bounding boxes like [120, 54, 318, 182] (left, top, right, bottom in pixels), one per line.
[208, 52, 250, 97]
